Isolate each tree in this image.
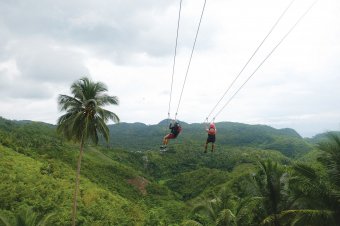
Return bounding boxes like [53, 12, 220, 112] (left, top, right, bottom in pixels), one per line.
[0, 207, 54, 226]
[254, 160, 289, 226]
[317, 133, 340, 223]
[191, 187, 254, 226]
[281, 133, 340, 225]
[57, 77, 119, 226]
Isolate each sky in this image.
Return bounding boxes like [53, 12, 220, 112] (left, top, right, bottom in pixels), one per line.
[0, 0, 339, 137]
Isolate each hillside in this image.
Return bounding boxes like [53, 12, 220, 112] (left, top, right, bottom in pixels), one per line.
[107, 120, 312, 157]
[1, 116, 339, 225]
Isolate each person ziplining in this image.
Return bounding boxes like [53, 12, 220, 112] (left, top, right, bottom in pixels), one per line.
[204, 122, 216, 153]
[160, 120, 182, 151]
[161, 0, 207, 151]
[160, 0, 318, 152]
[203, 0, 318, 140]
[200, 0, 318, 153]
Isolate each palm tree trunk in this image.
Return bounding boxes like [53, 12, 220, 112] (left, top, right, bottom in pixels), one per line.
[72, 138, 85, 226]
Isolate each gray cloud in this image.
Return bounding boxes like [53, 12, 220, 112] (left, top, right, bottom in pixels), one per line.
[13, 40, 89, 83]
[0, 0, 213, 63]
[0, 0, 338, 137]
[0, 38, 89, 99]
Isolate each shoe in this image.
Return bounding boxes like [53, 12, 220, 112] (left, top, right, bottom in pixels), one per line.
[204, 150, 207, 153]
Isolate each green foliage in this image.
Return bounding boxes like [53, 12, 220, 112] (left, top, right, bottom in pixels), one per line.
[0, 145, 143, 225]
[57, 77, 119, 144]
[56, 77, 120, 225]
[107, 121, 312, 157]
[0, 207, 54, 226]
[1, 116, 340, 225]
[165, 168, 229, 200]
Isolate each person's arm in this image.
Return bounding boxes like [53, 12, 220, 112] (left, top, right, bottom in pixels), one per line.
[205, 122, 209, 132]
[169, 120, 175, 129]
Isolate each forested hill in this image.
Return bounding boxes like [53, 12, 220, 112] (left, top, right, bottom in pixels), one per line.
[1, 116, 340, 225]
[107, 120, 311, 157]
[0, 116, 318, 157]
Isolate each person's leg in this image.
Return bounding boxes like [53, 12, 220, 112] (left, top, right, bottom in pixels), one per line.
[211, 143, 215, 152]
[162, 135, 169, 147]
[204, 141, 208, 153]
[163, 133, 174, 146]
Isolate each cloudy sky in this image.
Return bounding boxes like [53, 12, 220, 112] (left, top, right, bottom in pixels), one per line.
[0, 0, 339, 137]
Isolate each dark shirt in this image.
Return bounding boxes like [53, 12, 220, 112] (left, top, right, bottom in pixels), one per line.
[169, 123, 179, 135]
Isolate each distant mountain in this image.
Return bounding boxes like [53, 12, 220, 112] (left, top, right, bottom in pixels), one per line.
[0, 116, 55, 128]
[305, 131, 340, 144]
[0, 116, 315, 157]
[107, 119, 312, 157]
[0, 115, 338, 224]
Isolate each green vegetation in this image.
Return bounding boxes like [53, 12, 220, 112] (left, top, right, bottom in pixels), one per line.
[57, 77, 120, 226]
[0, 116, 339, 225]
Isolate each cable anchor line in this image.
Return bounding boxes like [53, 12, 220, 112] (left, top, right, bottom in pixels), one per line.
[167, 0, 183, 120]
[206, 0, 296, 121]
[212, 0, 319, 121]
[174, 0, 207, 120]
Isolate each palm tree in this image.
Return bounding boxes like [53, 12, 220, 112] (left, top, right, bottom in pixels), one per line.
[279, 133, 340, 225]
[317, 133, 340, 223]
[57, 77, 119, 226]
[259, 133, 340, 226]
[318, 132, 340, 190]
[253, 160, 289, 226]
[0, 207, 54, 226]
[191, 188, 254, 226]
[282, 133, 340, 225]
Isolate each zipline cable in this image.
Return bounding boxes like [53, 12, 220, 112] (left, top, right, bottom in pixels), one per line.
[175, 0, 207, 120]
[168, 0, 183, 120]
[206, 0, 296, 121]
[212, 0, 319, 121]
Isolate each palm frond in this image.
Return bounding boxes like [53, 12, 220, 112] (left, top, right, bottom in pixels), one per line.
[95, 116, 110, 143]
[36, 213, 55, 226]
[0, 215, 11, 226]
[292, 163, 318, 181]
[96, 94, 119, 106]
[192, 202, 216, 221]
[280, 209, 335, 226]
[180, 219, 203, 226]
[58, 95, 82, 111]
[317, 132, 340, 188]
[216, 209, 236, 226]
[96, 107, 120, 123]
[260, 214, 279, 226]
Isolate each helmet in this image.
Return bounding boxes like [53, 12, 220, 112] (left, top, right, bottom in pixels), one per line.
[209, 123, 215, 129]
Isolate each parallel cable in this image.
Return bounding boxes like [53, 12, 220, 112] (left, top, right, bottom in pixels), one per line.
[212, 0, 319, 121]
[175, 0, 207, 120]
[168, 0, 183, 119]
[206, 0, 296, 120]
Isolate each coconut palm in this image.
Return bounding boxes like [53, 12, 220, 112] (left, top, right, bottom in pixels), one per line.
[191, 187, 256, 226]
[317, 132, 340, 223]
[0, 207, 54, 226]
[281, 163, 337, 226]
[253, 160, 290, 226]
[57, 77, 119, 226]
[279, 133, 340, 225]
[318, 132, 340, 190]
[259, 132, 340, 226]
